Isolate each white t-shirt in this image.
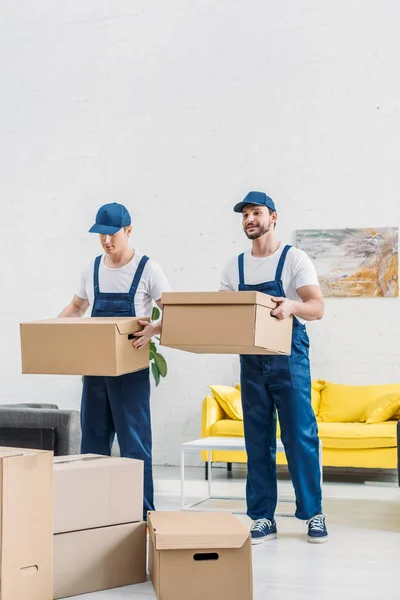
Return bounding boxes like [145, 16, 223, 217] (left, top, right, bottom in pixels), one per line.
[220, 243, 319, 324]
[76, 252, 171, 318]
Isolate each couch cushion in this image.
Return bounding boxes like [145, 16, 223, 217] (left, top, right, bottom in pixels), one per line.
[317, 421, 398, 449]
[210, 419, 244, 437]
[235, 382, 321, 417]
[364, 393, 400, 424]
[208, 385, 243, 420]
[318, 382, 400, 423]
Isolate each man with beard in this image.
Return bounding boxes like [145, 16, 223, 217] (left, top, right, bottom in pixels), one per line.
[220, 191, 327, 544]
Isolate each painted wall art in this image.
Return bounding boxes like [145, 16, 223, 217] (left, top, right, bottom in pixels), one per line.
[296, 228, 398, 297]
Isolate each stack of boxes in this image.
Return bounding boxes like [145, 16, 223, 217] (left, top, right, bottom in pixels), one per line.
[53, 455, 147, 599]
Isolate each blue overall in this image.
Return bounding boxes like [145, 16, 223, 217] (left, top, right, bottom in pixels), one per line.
[81, 254, 154, 520]
[239, 245, 322, 521]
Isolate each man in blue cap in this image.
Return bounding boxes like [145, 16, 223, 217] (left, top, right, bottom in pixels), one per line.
[220, 191, 327, 544]
[59, 202, 170, 520]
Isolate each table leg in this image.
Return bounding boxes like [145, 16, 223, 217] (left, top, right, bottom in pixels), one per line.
[207, 449, 212, 499]
[180, 447, 185, 509]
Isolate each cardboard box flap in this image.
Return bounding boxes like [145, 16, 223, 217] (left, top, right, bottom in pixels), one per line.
[53, 454, 104, 465]
[20, 317, 148, 333]
[161, 291, 276, 309]
[0, 446, 48, 458]
[148, 511, 249, 550]
[114, 317, 149, 335]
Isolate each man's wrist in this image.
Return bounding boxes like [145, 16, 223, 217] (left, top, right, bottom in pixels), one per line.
[152, 321, 162, 335]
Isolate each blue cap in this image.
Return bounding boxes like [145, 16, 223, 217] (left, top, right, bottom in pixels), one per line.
[233, 191, 276, 213]
[89, 203, 131, 235]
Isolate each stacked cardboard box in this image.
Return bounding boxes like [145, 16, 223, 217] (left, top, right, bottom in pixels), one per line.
[53, 454, 146, 599]
[0, 447, 53, 600]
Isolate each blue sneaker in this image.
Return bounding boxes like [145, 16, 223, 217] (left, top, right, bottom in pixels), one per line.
[307, 514, 328, 543]
[250, 518, 277, 545]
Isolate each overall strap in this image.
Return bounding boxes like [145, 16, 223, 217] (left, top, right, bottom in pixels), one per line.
[238, 253, 245, 287]
[275, 245, 292, 282]
[93, 255, 102, 294]
[129, 255, 150, 297]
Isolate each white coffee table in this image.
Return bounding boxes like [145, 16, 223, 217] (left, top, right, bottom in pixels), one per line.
[180, 436, 323, 516]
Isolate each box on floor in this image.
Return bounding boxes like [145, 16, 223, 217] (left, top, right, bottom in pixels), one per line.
[0, 447, 53, 600]
[148, 511, 253, 600]
[54, 522, 147, 599]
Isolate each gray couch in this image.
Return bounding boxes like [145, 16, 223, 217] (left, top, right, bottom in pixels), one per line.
[0, 403, 81, 455]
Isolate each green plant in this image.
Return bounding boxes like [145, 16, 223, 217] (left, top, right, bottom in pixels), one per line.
[149, 306, 168, 387]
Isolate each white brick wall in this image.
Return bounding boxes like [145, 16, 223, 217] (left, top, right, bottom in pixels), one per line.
[1, 1, 400, 465]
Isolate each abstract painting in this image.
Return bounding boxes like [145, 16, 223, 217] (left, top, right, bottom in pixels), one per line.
[296, 228, 398, 297]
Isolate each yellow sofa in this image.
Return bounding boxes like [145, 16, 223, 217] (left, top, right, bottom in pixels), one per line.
[201, 381, 400, 470]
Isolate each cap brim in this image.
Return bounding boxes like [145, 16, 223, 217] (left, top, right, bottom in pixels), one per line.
[233, 200, 265, 213]
[88, 224, 122, 234]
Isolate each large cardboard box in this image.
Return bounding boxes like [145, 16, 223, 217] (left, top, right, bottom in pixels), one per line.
[20, 316, 150, 376]
[0, 447, 53, 600]
[54, 522, 147, 599]
[161, 291, 292, 355]
[148, 511, 253, 600]
[53, 455, 144, 533]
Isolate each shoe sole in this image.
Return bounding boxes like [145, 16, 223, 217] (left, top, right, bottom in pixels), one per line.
[307, 535, 328, 544]
[251, 533, 277, 545]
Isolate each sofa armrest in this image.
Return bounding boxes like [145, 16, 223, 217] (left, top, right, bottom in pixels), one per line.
[201, 395, 225, 438]
[0, 407, 81, 456]
[397, 421, 400, 487]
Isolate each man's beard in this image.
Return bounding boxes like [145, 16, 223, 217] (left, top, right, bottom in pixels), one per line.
[245, 223, 270, 240]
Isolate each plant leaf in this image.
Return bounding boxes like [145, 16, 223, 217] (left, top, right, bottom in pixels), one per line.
[154, 353, 167, 378]
[151, 306, 160, 321]
[151, 362, 160, 387]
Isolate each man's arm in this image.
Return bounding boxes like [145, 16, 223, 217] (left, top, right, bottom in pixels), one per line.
[133, 298, 163, 349]
[59, 295, 90, 318]
[271, 285, 324, 321]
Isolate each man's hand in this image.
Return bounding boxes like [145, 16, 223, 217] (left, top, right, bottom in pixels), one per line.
[132, 320, 160, 350]
[270, 297, 295, 320]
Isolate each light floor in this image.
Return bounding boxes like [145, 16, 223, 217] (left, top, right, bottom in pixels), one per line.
[64, 466, 400, 600]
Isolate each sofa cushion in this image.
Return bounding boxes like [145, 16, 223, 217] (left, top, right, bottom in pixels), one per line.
[210, 419, 244, 437]
[317, 421, 398, 449]
[363, 393, 400, 424]
[235, 382, 321, 417]
[318, 382, 400, 423]
[208, 385, 243, 420]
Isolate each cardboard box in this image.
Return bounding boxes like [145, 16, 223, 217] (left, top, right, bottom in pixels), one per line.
[53, 455, 144, 533]
[0, 447, 53, 600]
[161, 291, 292, 355]
[20, 316, 150, 376]
[54, 522, 147, 599]
[148, 511, 253, 600]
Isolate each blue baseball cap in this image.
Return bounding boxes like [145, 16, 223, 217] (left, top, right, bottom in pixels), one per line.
[89, 203, 131, 235]
[233, 191, 276, 213]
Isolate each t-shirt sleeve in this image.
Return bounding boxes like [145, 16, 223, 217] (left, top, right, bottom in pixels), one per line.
[292, 249, 320, 290]
[220, 259, 236, 291]
[147, 261, 171, 301]
[75, 263, 91, 300]
[75, 270, 88, 300]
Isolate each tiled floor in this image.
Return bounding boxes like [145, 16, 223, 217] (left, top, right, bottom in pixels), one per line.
[64, 466, 400, 600]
